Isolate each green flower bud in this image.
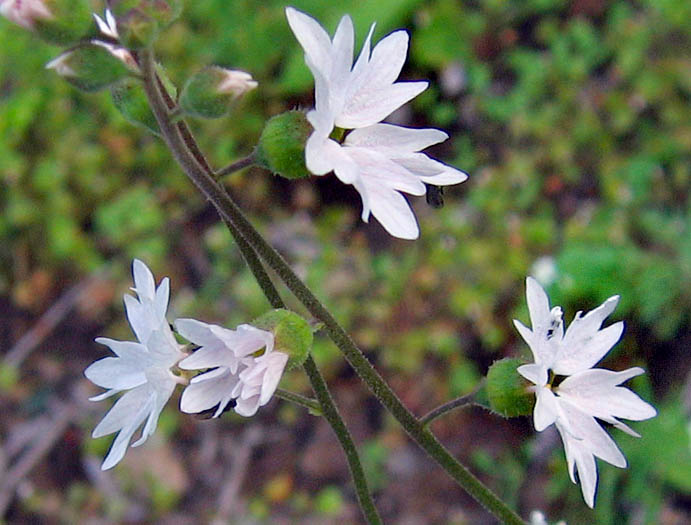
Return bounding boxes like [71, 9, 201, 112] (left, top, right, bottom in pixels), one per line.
[486, 358, 535, 418]
[111, 79, 160, 135]
[180, 66, 257, 119]
[46, 42, 134, 92]
[1, 0, 92, 45]
[109, 0, 182, 27]
[254, 111, 311, 180]
[252, 309, 313, 370]
[118, 8, 158, 49]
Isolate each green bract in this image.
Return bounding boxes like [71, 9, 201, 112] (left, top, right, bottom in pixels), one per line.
[254, 111, 311, 180]
[46, 43, 133, 92]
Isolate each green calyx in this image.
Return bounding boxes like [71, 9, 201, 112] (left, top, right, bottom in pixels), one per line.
[179, 67, 246, 119]
[111, 79, 160, 135]
[118, 8, 159, 49]
[486, 358, 535, 418]
[254, 111, 311, 180]
[47, 44, 133, 92]
[253, 309, 313, 370]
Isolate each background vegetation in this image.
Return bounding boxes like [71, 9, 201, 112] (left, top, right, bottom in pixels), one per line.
[0, 0, 689, 523]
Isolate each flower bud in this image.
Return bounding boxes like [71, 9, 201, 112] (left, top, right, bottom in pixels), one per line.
[1, 0, 92, 45]
[179, 67, 257, 119]
[108, 0, 181, 27]
[252, 309, 313, 370]
[486, 358, 535, 418]
[117, 8, 158, 49]
[111, 78, 160, 135]
[46, 42, 134, 92]
[254, 111, 311, 180]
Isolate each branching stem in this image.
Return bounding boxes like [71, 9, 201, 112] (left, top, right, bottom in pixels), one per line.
[139, 48, 523, 525]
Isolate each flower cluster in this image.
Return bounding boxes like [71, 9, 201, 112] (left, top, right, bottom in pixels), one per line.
[85, 260, 288, 469]
[515, 277, 656, 507]
[286, 7, 467, 239]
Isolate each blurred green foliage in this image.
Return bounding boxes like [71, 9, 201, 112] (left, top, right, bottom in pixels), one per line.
[1, 0, 689, 523]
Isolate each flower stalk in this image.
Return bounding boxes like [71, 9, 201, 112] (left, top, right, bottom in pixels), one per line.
[139, 48, 382, 525]
[139, 46, 524, 525]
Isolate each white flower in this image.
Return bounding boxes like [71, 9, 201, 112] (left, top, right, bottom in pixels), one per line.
[94, 9, 118, 39]
[176, 319, 287, 418]
[85, 260, 186, 470]
[216, 68, 258, 97]
[286, 7, 467, 239]
[515, 277, 657, 507]
[0, 0, 52, 30]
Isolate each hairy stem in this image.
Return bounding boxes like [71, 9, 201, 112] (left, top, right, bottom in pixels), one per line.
[140, 49, 522, 524]
[420, 386, 482, 427]
[140, 50, 381, 525]
[215, 154, 256, 179]
[275, 388, 322, 414]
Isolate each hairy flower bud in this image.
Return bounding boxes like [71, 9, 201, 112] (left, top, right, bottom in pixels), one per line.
[252, 309, 313, 370]
[486, 358, 535, 418]
[111, 79, 160, 135]
[108, 0, 181, 27]
[1, 0, 92, 45]
[180, 66, 257, 119]
[46, 42, 134, 92]
[254, 111, 311, 180]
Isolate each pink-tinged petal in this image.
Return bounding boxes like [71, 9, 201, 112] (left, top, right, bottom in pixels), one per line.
[533, 386, 559, 431]
[345, 123, 448, 153]
[552, 321, 624, 375]
[285, 7, 333, 78]
[361, 183, 419, 239]
[84, 356, 147, 391]
[337, 81, 428, 128]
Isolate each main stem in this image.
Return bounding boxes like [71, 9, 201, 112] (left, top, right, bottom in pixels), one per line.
[139, 51, 381, 525]
[140, 49, 523, 525]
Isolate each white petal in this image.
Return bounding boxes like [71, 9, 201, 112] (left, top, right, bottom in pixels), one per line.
[180, 369, 236, 415]
[345, 146, 426, 195]
[358, 182, 419, 239]
[285, 7, 333, 79]
[526, 277, 552, 340]
[84, 356, 147, 391]
[131, 259, 156, 302]
[330, 14, 354, 90]
[517, 363, 547, 386]
[178, 343, 236, 371]
[559, 399, 626, 468]
[92, 385, 151, 439]
[396, 154, 468, 185]
[533, 386, 559, 431]
[553, 322, 624, 375]
[556, 421, 598, 508]
[337, 81, 428, 129]
[345, 123, 448, 153]
[558, 367, 657, 422]
[360, 30, 410, 89]
[234, 395, 261, 417]
[258, 352, 289, 405]
[174, 318, 219, 346]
